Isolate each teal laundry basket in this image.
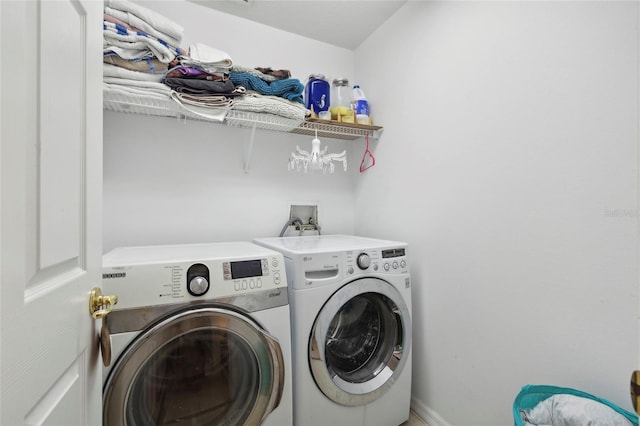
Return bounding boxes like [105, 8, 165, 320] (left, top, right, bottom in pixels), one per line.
[513, 384, 638, 426]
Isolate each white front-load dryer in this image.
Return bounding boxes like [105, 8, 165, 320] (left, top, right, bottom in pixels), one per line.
[253, 235, 412, 426]
[101, 242, 292, 426]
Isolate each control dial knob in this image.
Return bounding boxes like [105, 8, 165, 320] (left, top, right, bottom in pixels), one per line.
[357, 253, 371, 270]
[187, 263, 210, 296]
[188, 276, 209, 296]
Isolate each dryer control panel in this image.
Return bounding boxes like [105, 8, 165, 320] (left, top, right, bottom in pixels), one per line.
[102, 242, 286, 310]
[222, 256, 283, 292]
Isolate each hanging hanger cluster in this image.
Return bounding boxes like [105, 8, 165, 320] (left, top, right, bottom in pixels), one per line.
[288, 129, 347, 174]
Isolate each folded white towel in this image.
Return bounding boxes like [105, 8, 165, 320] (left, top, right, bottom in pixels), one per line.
[104, 0, 183, 46]
[104, 82, 172, 101]
[180, 43, 233, 73]
[103, 78, 171, 97]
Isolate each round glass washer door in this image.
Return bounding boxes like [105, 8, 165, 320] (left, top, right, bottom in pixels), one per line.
[103, 306, 285, 426]
[309, 277, 411, 406]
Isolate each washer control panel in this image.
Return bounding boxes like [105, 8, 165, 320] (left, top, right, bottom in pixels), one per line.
[345, 247, 408, 275]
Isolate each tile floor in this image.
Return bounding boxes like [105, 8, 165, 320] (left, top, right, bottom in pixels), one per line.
[400, 410, 430, 426]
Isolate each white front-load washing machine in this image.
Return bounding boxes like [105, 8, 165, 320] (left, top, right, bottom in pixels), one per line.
[253, 235, 412, 426]
[101, 242, 292, 426]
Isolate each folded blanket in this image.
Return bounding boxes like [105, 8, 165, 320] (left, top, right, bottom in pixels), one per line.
[103, 81, 172, 101]
[171, 92, 233, 109]
[232, 91, 309, 121]
[229, 73, 304, 104]
[104, 54, 167, 74]
[103, 21, 180, 63]
[170, 91, 229, 122]
[104, 46, 153, 62]
[104, 12, 137, 32]
[177, 43, 233, 74]
[104, 0, 183, 47]
[171, 85, 246, 97]
[231, 65, 281, 82]
[188, 43, 232, 68]
[165, 66, 227, 81]
[255, 67, 291, 80]
[103, 63, 164, 82]
[163, 77, 236, 94]
[103, 77, 171, 96]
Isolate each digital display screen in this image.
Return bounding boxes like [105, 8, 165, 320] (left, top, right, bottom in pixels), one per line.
[231, 260, 263, 279]
[382, 248, 406, 258]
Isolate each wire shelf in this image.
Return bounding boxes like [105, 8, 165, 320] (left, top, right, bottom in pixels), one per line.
[293, 119, 383, 140]
[103, 91, 179, 119]
[103, 92, 383, 140]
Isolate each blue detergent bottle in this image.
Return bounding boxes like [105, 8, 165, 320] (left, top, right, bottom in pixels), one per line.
[305, 74, 330, 115]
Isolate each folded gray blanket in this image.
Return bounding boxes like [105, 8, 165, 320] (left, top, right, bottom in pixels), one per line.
[163, 78, 236, 94]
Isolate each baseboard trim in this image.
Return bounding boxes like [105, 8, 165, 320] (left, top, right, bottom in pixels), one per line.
[411, 396, 451, 426]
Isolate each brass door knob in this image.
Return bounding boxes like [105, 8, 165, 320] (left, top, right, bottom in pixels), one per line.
[89, 287, 118, 319]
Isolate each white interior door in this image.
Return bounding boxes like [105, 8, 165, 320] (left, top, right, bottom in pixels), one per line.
[1, 1, 103, 424]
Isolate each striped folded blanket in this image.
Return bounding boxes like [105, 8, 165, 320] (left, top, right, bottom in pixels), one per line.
[229, 73, 304, 104]
[103, 21, 180, 63]
[104, 0, 183, 47]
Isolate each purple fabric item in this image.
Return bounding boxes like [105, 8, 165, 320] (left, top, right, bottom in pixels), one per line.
[175, 67, 207, 77]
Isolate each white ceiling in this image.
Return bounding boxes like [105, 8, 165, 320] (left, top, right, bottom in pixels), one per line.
[189, 0, 407, 50]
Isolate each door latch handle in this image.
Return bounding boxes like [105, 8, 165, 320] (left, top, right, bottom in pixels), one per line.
[89, 287, 118, 319]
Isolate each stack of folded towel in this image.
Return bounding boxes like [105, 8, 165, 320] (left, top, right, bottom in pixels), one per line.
[162, 43, 238, 121]
[163, 44, 309, 122]
[229, 65, 308, 121]
[102, 0, 309, 123]
[103, 0, 184, 105]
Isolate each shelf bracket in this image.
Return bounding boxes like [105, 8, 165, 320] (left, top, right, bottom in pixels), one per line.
[243, 122, 258, 173]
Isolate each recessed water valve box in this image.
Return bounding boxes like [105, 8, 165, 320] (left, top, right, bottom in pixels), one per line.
[289, 205, 320, 234]
[290, 204, 318, 226]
